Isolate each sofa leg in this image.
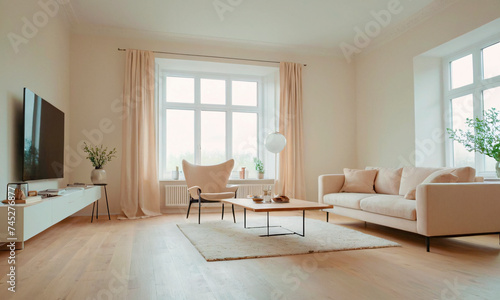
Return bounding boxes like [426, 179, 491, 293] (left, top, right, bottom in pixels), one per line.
[426, 237, 430, 252]
[364, 221, 367, 228]
[326, 212, 329, 222]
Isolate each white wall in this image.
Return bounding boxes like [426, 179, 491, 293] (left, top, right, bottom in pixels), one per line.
[69, 32, 357, 214]
[355, 0, 500, 168]
[413, 56, 445, 167]
[0, 1, 71, 199]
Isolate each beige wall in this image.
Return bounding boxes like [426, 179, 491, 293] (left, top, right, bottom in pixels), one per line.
[355, 0, 500, 168]
[69, 33, 356, 215]
[0, 1, 71, 198]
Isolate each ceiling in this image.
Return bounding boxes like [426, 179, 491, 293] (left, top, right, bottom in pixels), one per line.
[69, 0, 441, 55]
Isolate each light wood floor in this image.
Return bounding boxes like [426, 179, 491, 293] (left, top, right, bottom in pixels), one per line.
[1, 210, 499, 300]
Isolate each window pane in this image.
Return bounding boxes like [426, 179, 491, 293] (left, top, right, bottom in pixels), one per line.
[166, 110, 194, 176]
[232, 81, 257, 106]
[233, 112, 258, 178]
[451, 94, 474, 167]
[483, 42, 500, 79]
[201, 79, 225, 105]
[450, 54, 473, 89]
[201, 111, 226, 164]
[166, 77, 194, 103]
[483, 86, 500, 172]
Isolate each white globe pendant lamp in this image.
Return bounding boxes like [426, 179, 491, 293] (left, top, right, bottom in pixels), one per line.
[265, 132, 286, 153]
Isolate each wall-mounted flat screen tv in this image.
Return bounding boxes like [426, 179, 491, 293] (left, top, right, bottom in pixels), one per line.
[23, 88, 64, 181]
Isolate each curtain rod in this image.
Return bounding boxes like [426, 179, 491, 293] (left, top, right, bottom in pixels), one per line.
[117, 48, 306, 66]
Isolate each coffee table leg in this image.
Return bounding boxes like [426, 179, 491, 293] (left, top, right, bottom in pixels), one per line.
[302, 210, 305, 237]
[267, 212, 270, 236]
[244, 208, 246, 228]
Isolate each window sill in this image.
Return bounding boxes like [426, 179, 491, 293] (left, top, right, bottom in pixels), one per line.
[483, 178, 500, 182]
[160, 179, 274, 185]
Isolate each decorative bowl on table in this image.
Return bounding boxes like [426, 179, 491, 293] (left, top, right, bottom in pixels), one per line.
[272, 195, 290, 203]
[252, 196, 264, 203]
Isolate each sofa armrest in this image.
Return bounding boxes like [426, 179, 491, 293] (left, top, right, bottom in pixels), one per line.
[318, 174, 345, 203]
[416, 182, 500, 236]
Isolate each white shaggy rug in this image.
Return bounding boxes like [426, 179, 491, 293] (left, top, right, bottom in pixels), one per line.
[177, 217, 400, 261]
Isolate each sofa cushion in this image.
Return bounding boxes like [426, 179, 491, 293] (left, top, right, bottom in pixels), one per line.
[360, 195, 417, 221]
[398, 167, 442, 196]
[323, 193, 377, 210]
[340, 168, 377, 193]
[366, 167, 402, 195]
[450, 167, 476, 182]
[404, 169, 459, 200]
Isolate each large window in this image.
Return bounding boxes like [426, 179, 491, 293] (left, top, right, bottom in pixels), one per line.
[445, 39, 500, 175]
[158, 68, 276, 180]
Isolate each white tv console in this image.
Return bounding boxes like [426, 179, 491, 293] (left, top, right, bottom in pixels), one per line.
[0, 186, 101, 249]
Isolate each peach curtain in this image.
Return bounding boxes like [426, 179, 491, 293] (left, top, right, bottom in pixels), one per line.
[120, 49, 161, 219]
[278, 62, 306, 199]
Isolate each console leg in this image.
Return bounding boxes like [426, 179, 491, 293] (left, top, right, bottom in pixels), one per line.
[104, 186, 110, 220]
[91, 202, 95, 223]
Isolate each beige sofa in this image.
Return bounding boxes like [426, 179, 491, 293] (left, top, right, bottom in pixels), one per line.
[318, 166, 500, 251]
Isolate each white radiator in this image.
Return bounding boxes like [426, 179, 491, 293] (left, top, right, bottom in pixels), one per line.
[236, 184, 274, 198]
[164, 185, 190, 206]
[164, 184, 274, 206]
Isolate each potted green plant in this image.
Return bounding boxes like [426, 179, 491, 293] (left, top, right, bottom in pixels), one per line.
[83, 142, 117, 184]
[254, 157, 265, 179]
[447, 108, 500, 177]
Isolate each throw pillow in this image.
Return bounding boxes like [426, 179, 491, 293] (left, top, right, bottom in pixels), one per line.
[366, 167, 403, 195]
[450, 166, 476, 182]
[340, 168, 377, 194]
[404, 169, 459, 200]
[398, 167, 441, 196]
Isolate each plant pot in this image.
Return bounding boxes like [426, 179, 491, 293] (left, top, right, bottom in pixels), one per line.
[91, 169, 107, 184]
[496, 161, 500, 178]
[258, 172, 264, 179]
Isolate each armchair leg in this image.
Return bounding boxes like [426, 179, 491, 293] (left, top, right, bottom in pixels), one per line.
[426, 237, 430, 252]
[222, 203, 224, 220]
[232, 204, 235, 223]
[186, 201, 192, 219]
[198, 199, 201, 224]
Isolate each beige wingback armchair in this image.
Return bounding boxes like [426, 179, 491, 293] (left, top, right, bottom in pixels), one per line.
[182, 159, 239, 224]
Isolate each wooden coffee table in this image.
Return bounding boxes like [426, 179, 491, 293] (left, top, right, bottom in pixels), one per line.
[221, 198, 333, 237]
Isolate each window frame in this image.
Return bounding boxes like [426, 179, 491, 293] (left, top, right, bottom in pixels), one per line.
[443, 37, 500, 176]
[157, 70, 269, 180]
